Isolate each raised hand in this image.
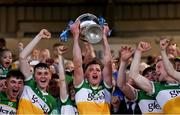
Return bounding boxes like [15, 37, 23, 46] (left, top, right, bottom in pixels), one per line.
[103, 25, 110, 38]
[137, 41, 151, 53]
[159, 38, 170, 50]
[57, 45, 68, 55]
[38, 29, 51, 39]
[70, 20, 80, 39]
[120, 46, 134, 62]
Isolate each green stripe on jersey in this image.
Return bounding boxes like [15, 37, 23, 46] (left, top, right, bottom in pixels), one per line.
[0, 92, 17, 114]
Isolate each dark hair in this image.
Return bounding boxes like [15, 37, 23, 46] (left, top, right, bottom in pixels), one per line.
[6, 69, 25, 81]
[174, 57, 180, 62]
[68, 81, 74, 94]
[34, 63, 49, 72]
[45, 58, 54, 65]
[84, 58, 104, 72]
[51, 74, 59, 79]
[53, 43, 64, 48]
[0, 38, 6, 49]
[0, 48, 11, 57]
[142, 67, 155, 76]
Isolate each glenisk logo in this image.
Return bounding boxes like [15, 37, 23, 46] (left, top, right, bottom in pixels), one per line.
[148, 101, 161, 112]
[87, 92, 105, 101]
[31, 94, 50, 113]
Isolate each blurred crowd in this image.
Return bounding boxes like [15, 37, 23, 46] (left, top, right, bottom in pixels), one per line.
[0, 21, 180, 115]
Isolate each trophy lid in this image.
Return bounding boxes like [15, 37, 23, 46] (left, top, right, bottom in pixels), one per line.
[76, 13, 99, 24]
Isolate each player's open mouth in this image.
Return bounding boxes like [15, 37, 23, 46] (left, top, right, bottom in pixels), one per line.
[12, 89, 18, 93]
[92, 75, 98, 79]
[4, 62, 10, 67]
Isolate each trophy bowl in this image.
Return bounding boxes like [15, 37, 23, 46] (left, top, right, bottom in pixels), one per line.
[76, 13, 103, 44]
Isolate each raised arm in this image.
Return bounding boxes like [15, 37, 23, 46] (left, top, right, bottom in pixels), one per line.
[129, 41, 153, 94]
[58, 54, 68, 101]
[19, 29, 51, 80]
[160, 38, 180, 82]
[117, 46, 136, 100]
[102, 25, 112, 87]
[70, 21, 84, 87]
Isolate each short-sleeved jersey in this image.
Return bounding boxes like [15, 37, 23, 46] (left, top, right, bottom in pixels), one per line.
[152, 82, 180, 114]
[17, 76, 57, 114]
[136, 90, 163, 114]
[75, 80, 112, 115]
[60, 95, 78, 115]
[0, 92, 17, 114]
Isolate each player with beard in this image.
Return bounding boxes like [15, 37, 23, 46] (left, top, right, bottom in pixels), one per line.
[17, 29, 57, 114]
[0, 69, 24, 114]
[70, 21, 112, 114]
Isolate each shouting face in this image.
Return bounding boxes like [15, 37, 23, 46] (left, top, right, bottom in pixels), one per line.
[0, 51, 12, 69]
[6, 77, 24, 100]
[85, 64, 102, 87]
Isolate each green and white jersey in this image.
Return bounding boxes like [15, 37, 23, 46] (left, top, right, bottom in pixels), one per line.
[151, 82, 180, 114]
[60, 95, 78, 115]
[17, 76, 57, 114]
[0, 64, 10, 79]
[0, 92, 17, 115]
[75, 80, 112, 115]
[136, 90, 163, 114]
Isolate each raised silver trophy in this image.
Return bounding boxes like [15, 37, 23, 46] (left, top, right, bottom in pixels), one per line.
[76, 13, 103, 44]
